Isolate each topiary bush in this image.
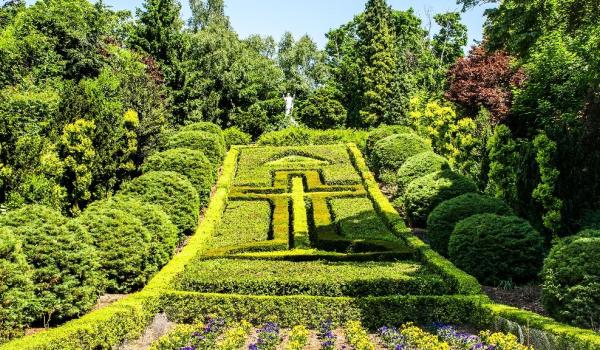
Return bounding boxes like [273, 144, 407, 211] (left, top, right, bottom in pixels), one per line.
[165, 130, 226, 167]
[541, 229, 600, 329]
[0, 205, 103, 326]
[179, 121, 222, 136]
[119, 171, 200, 235]
[403, 170, 478, 226]
[371, 133, 431, 177]
[365, 125, 414, 157]
[83, 195, 179, 271]
[76, 206, 154, 293]
[426, 193, 513, 256]
[0, 228, 35, 342]
[448, 214, 544, 286]
[142, 148, 214, 206]
[223, 127, 252, 149]
[296, 87, 347, 129]
[396, 152, 450, 197]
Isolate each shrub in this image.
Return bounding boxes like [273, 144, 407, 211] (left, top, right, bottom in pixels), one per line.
[83, 195, 178, 271]
[403, 170, 478, 226]
[542, 229, 600, 329]
[179, 121, 223, 139]
[426, 193, 513, 256]
[119, 171, 200, 235]
[0, 205, 103, 325]
[371, 133, 431, 176]
[296, 87, 347, 129]
[165, 130, 226, 167]
[448, 214, 544, 285]
[580, 209, 600, 230]
[142, 148, 214, 206]
[223, 127, 252, 148]
[365, 125, 414, 156]
[0, 229, 35, 342]
[77, 206, 154, 293]
[396, 152, 450, 196]
[257, 127, 369, 151]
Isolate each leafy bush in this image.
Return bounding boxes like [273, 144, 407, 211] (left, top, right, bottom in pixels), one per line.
[165, 130, 226, 167]
[257, 127, 369, 151]
[120, 171, 200, 236]
[580, 209, 600, 230]
[296, 87, 347, 129]
[426, 193, 513, 256]
[542, 229, 600, 329]
[0, 229, 35, 342]
[179, 121, 223, 139]
[365, 125, 414, 156]
[223, 127, 252, 148]
[403, 170, 478, 226]
[449, 214, 544, 285]
[0, 205, 103, 325]
[83, 195, 178, 271]
[142, 148, 214, 207]
[396, 152, 450, 196]
[371, 133, 431, 176]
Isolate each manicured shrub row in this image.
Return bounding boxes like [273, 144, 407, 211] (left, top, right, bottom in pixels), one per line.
[291, 177, 310, 248]
[207, 200, 272, 250]
[165, 130, 226, 167]
[396, 151, 450, 196]
[370, 133, 431, 177]
[329, 197, 399, 243]
[174, 258, 450, 297]
[257, 127, 369, 151]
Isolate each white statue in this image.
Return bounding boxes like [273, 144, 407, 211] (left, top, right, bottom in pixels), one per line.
[283, 93, 295, 116]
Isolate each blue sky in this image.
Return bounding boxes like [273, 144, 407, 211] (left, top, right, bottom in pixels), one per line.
[27, 0, 494, 48]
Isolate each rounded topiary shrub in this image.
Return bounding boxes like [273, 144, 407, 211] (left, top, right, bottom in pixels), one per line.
[296, 87, 347, 129]
[143, 148, 214, 206]
[0, 228, 35, 341]
[119, 171, 200, 235]
[371, 133, 431, 176]
[77, 207, 154, 293]
[449, 214, 544, 285]
[0, 205, 103, 325]
[84, 195, 179, 270]
[223, 126, 252, 149]
[403, 170, 478, 226]
[179, 121, 224, 139]
[366, 124, 414, 157]
[396, 151, 450, 196]
[165, 130, 226, 167]
[426, 193, 513, 256]
[541, 229, 600, 329]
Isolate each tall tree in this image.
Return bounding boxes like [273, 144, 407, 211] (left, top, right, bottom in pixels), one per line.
[277, 32, 327, 97]
[432, 12, 468, 66]
[358, 0, 397, 127]
[188, 0, 227, 31]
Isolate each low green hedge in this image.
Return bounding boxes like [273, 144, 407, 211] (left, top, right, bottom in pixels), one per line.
[370, 133, 431, 177]
[257, 127, 369, 151]
[165, 130, 226, 167]
[207, 200, 272, 250]
[365, 124, 414, 157]
[396, 151, 450, 197]
[329, 197, 399, 242]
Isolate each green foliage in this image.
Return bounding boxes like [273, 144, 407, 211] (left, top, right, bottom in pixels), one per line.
[179, 121, 223, 139]
[403, 170, 478, 226]
[449, 214, 544, 285]
[396, 152, 450, 196]
[208, 200, 271, 249]
[432, 12, 467, 66]
[120, 171, 200, 236]
[532, 132, 562, 234]
[222, 127, 252, 148]
[542, 229, 600, 329]
[371, 133, 432, 176]
[143, 148, 214, 207]
[365, 124, 414, 157]
[257, 127, 368, 151]
[427, 193, 513, 257]
[165, 130, 225, 167]
[486, 125, 519, 206]
[296, 86, 347, 129]
[0, 205, 103, 326]
[580, 209, 600, 230]
[330, 197, 398, 242]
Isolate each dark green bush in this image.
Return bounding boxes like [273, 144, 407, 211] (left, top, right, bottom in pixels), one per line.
[179, 121, 223, 139]
[119, 171, 200, 235]
[542, 229, 600, 329]
[0, 228, 35, 342]
[426, 193, 513, 256]
[371, 133, 431, 176]
[223, 127, 252, 148]
[142, 148, 214, 206]
[77, 206, 154, 293]
[449, 214, 544, 285]
[0, 205, 103, 325]
[403, 170, 478, 226]
[580, 209, 600, 230]
[296, 87, 347, 129]
[365, 125, 414, 156]
[165, 130, 226, 167]
[396, 152, 450, 196]
[83, 195, 179, 271]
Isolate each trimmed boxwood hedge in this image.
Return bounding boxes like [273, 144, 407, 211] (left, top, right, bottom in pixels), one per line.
[426, 193, 513, 256]
[223, 127, 252, 149]
[142, 148, 215, 206]
[165, 130, 226, 167]
[396, 151, 450, 197]
[403, 170, 478, 227]
[371, 133, 431, 176]
[179, 121, 224, 139]
[542, 229, 600, 329]
[0, 205, 103, 326]
[365, 125, 414, 157]
[120, 171, 200, 236]
[449, 214, 544, 286]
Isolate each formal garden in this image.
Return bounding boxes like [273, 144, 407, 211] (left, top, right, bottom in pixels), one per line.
[1, 0, 600, 349]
